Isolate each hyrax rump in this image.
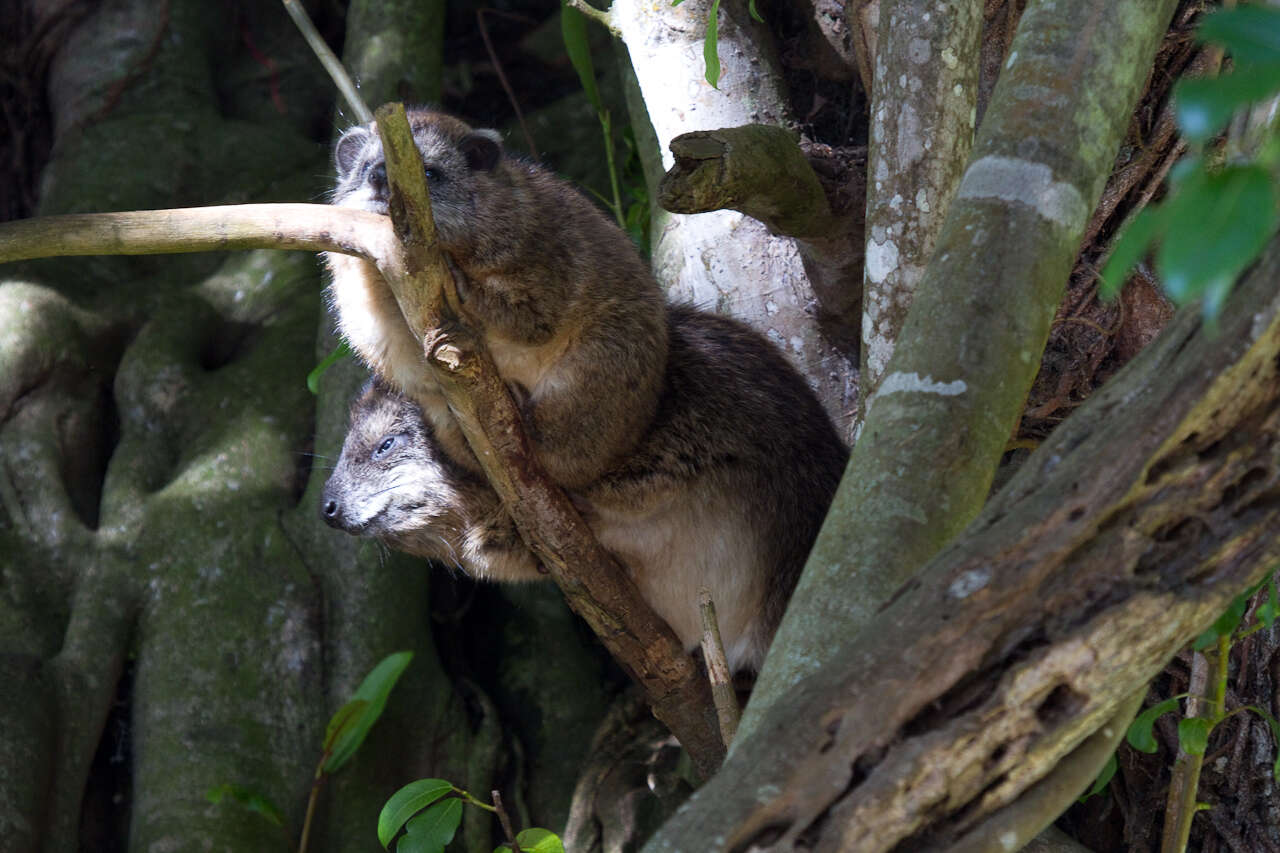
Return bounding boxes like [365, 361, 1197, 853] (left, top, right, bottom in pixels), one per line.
[326, 108, 667, 490]
[322, 305, 849, 672]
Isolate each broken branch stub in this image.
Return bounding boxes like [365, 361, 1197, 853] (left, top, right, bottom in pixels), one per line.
[370, 102, 726, 776]
[659, 125, 866, 344]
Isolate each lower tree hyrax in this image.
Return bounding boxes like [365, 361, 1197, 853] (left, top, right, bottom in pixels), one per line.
[321, 305, 849, 672]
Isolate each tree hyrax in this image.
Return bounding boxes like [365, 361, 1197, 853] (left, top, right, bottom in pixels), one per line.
[321, 306, 849, 672]
[327, 108, 668, 490]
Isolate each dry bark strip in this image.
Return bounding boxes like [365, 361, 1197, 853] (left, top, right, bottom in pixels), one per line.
[644, 236, 1280, 850]
[368, 104, 726, 777]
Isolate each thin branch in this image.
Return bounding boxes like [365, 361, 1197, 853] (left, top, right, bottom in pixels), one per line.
[370, 103, 726, 777]
[564, 0, 617, 35]
[0, 204, 394, 264]
[282, 0, 373, 124]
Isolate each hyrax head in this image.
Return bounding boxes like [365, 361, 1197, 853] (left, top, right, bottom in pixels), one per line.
[320, 381, 540, 580]
[330, 109, 503, 245]
[320, 381, 465, 548]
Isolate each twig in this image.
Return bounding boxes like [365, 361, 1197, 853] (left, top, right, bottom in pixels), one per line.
[699, 589, 740, 747]
[492, 790, 520, 853]
[476, 10, 537, 159]
[564, 0, 618, 35]
[282, 0, 373, 124]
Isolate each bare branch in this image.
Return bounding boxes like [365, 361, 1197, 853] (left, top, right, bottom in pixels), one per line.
[0, 204, 393, 265]
[698, 590, 740, 748]
[282, 0, 373, 124]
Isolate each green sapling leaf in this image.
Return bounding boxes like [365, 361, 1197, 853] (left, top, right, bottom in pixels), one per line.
[1196, 5, 1280, 65]
[325, 650, 414, 773]
[206, 783, 286, 826]
[404, 798, 463, 849]
[515, 827, 567, 852]
[1127, 696, 1184, 753]
[1099, 206, 1167, 298]
[561, 2, 603, 114]
[1178, 716, 1212, 756]
[308, 341, 352, 394]
[1156, 165, 1276, 316]
[378, 779, 456, 848]
[1175, 66, 1280, 144]
[704, 0, 722, 88]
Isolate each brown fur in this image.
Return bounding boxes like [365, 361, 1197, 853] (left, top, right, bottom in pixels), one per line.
[321, 306, 849, 671]
[326, 109, 668, 490]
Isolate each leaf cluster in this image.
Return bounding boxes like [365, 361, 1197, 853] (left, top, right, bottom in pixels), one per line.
[1102, 6, 1280, 322]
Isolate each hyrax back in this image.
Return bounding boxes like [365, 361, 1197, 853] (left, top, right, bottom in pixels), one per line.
[327, 109, 668, 490]
[322, 307, 849, 672]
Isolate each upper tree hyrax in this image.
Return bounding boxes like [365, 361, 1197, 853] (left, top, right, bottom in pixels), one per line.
[327, 108, 668, 490]
[321, 305, 850, 672]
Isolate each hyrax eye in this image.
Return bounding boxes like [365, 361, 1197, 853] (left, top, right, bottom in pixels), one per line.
[373, 435, 397, 458]
[423, 165, 443, 183]
[367, 163, 387, 192]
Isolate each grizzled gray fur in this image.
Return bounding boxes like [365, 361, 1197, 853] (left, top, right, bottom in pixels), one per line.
[322, 305, 848, 672]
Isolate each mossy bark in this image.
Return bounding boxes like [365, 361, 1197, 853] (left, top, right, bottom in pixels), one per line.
[745, 0, 1181, 733]
[0, 2, 610, 851]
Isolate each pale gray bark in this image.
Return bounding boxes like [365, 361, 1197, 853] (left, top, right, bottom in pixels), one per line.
[609, 0, 860, 438]
[743, 0, 1179, 738]
[861, 0, 982, 398]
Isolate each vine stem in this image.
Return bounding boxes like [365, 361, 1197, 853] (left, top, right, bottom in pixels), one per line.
[297, 753, 329, 853]
[1160, 634, 1230, 853]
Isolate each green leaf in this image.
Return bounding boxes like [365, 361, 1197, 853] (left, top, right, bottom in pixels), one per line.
[1175, 65, 1280, 144]
[1099, 206, 1167, 298]
[1127, 696, 1184, 753]
[396, 833, 441, 853]
[515, 828, 566, 853]
[1196, 6, 1280, 65]
[324, 651, 414, 773]
[1194, 587, 1255, 650]
[403, 798, 463, 850]
[378, 779, 456, 848]
[704, 0, 722, 88]
[1078, 753, 1117, 804]
[561, 3, 603, 114]
[1178, 716, 1213, 756]
[1156, 165, 1278, 313]
[747, 0, 763, 24]
[206, 783, 285, 826]
[324, 698, 370, 754]
[307, 341, 352, 394]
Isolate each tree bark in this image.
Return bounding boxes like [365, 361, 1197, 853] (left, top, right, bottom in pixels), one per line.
[860, 0, 981, 399]
[744, 0, 1180, 734]
[646, 228, 1280, 851]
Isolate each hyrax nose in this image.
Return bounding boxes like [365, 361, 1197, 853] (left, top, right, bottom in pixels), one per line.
[321, 496, 345, 529]
[368, 163, 387, 195]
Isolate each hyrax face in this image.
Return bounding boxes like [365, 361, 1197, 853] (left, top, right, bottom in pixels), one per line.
[330, 110, 502, 249]
[320, 382, 540, 581]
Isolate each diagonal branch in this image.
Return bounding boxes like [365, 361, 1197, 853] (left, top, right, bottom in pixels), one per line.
[366, 103, 727, 777]
[646, 227, 1280, 852]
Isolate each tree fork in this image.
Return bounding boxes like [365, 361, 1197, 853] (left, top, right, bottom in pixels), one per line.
[644, 235, 1280, 850]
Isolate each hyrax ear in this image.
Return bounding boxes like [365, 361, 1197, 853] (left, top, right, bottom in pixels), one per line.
[334, 126, 372, 177]
[460, 130, 502, 173]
